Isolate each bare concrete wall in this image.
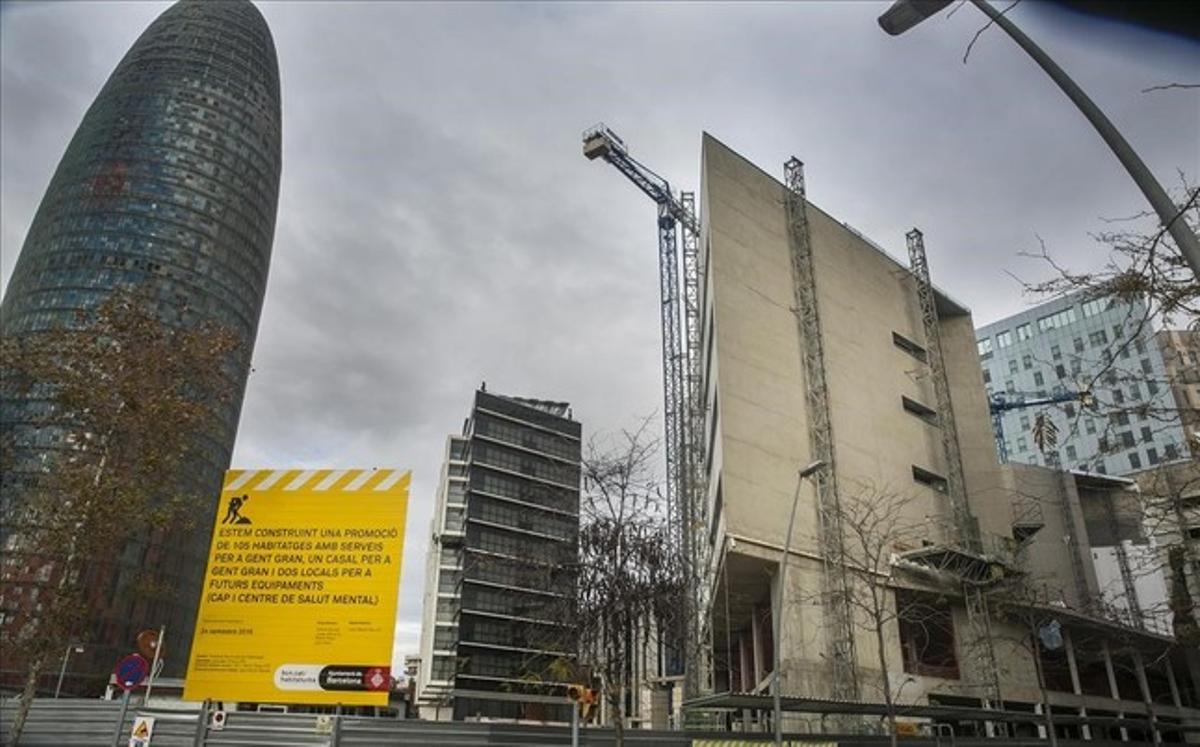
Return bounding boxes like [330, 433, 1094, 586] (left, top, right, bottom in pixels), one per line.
[697, 135, 1200, 722]
[702, 134, 813, 554]
[701, 133, 1012, 558]
[700, 133, 1011, 700]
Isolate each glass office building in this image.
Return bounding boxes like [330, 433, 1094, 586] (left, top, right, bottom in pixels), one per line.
[975, 292, 1188, 475]
[417, 389, 581, 722]
[0, 0, 281, 686]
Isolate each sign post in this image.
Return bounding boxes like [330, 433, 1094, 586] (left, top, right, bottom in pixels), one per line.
[140, 627, 166, 703]
[184, 468, 410, 706]
[111, 654, 150, 747]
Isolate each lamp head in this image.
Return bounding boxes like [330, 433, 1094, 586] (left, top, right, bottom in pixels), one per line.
[878, 0, 953, 36]
[799, 460, 825, 479]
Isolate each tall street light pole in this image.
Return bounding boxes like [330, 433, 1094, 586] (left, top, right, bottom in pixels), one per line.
[773, 460, 825, 747]
[878, 0, 1200, 279]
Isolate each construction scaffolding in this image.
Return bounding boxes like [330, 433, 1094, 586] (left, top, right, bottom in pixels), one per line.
[1105, 487, 1144, 629]
[782, 158, 859, 701]
[905, 229, 977, 552]
[905, 229, 1005, 713]
[1052, 459, 1092, 610]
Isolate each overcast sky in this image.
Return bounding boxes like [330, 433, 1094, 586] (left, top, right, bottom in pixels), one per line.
[2, 0, 1197, 666]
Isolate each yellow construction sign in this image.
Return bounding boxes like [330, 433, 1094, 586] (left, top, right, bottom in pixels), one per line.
[128, 715, 154, 747]
[184, 469, 410, 705]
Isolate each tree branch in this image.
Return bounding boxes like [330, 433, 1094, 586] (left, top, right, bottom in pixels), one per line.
[1141, 83, 1200, 94]
[963, 0, 1020, 65]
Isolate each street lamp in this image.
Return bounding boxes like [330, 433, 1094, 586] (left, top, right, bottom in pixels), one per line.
[773, 460, 825, 747]
[878, 0, 1200, 279]
[54, 643, 85, 698]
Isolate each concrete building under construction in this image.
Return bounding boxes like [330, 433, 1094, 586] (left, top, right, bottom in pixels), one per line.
[690, 134, 1200, 738]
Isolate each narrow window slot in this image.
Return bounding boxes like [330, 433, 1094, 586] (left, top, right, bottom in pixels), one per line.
[893, 332, 928, 363]
[901, 396, 938, 426]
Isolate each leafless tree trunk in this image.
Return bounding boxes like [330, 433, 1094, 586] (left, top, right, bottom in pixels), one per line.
[525, 419, 683, 747]
[873, 604, 899, 747]
[804, 483, 932, 744]
[8, 649, 48, 746]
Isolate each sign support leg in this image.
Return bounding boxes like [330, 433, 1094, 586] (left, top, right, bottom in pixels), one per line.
[192, 699, 210, 747]
[144, 625, 166, 704]
[571, 703, 579, 747]
[111, 689, 131, 747]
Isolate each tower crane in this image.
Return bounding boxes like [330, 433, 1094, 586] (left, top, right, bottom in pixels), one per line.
[989, 388, 1094, 462]
[582, 125, 704, 697]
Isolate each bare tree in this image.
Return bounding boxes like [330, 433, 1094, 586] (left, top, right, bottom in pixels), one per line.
[1127, 461, 1200, 689]
[977, 578, 1070, 747]
[802, 483, 943, 747]
[528, 419, 684, 745]
[1021, 171, 1198, 325]
[987, 573, 1186, 745]
[1013, 186, 1199, 463]
[988, 196, 1200, 670]
[0, 290, 240, 744]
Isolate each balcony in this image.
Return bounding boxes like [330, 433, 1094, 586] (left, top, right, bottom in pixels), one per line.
[897, 522, 1018, 585]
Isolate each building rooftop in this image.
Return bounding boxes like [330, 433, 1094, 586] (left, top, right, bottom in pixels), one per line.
[477, 385, 573, 419]
[702, 131, 973, 317]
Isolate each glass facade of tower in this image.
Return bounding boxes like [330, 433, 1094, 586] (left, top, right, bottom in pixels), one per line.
[975, 292, 1188, 476]
[417, 390, 581, 722]
[0, 0, 280, 686]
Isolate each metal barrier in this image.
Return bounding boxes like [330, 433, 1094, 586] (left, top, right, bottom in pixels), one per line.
[0, 698, 1174, 746]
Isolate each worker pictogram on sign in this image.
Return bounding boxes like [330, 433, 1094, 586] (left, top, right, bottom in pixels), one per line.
[128, 715, 155, 747]
[221, 494, 252, 524]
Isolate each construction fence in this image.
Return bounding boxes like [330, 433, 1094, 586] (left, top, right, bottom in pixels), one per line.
[0, 698, 1170, 746]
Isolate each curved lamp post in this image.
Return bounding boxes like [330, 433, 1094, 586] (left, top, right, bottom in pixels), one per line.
[878, 0, 1200, 279]
[773, 460, 825, 747]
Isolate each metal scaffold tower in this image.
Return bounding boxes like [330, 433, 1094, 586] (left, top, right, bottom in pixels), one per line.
[906, 229, 975, 550]
[1047, 455, 1091, 610]
[782, 158, 859, 701]
[905, 229, 1003, 713]
[583, 125, 706, 697]
[1105, 490, 1143, 628]
[963, 582, 1005, 718]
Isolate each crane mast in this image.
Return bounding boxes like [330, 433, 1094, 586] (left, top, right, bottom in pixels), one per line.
[583, 125, 705, 697]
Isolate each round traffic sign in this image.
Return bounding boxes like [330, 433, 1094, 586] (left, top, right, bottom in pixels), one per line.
[136, 629, 165, 661]
[114, 653, 150, 691]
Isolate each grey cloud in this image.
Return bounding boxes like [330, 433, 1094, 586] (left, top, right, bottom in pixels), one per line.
[4, 0, 1196, 660]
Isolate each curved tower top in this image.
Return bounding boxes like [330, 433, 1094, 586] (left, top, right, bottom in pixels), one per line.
[0, 0, 282, 688]
[2, 0, 281, 341]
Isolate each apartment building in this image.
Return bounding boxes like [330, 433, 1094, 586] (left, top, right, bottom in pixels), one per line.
[416, 388, 581, 722]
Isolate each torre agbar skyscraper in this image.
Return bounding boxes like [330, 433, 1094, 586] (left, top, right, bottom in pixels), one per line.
[0, 0, 280, 687]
